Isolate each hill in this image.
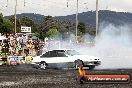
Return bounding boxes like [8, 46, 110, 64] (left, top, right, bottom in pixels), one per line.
[5, 13, 44, 23]
[5, 10, 132, 27]
[55, 10, 132, 27]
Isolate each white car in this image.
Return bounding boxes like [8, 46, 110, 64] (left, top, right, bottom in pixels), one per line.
[31, 49, 101, 69]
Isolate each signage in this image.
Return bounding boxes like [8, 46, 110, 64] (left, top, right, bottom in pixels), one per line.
[21, 26, 31, 33]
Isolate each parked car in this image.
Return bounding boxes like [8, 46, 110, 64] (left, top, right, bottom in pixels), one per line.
[31, 49, 101, 70]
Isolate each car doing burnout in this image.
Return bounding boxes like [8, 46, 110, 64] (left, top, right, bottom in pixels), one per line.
[31, 49, 101, 69]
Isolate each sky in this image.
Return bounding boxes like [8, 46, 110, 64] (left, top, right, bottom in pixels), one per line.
[0, 0, 132, 16]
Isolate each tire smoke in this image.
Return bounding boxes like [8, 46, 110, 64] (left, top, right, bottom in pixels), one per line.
[47, 23, 132, 69]
[81, 24, 132, 69]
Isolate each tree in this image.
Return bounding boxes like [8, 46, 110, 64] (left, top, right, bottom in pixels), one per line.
[21, 16, 32, 26]
[39, 16, 58, 39]
[9, 15, 21, 33]
[0, 13, 13, 33]
[46, 28, 59, 37]
[86, 27, 96, 36]
[21, 16, 38, 33]
[34, 32, 40, 37]
[38, 16, 77, 40]
[78, 22, 86, 34]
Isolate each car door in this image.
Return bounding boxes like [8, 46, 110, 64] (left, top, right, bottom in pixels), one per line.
[55, 52, 69, 63]
[40, 51, 58, 63]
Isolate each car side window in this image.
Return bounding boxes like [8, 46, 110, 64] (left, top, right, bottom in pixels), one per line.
[41, 52, 50, 57]
[40, 50, 67, 57]
[40, 51, 57, 57]
[49, 51, 57, 57]
[57, 52, 67, 57]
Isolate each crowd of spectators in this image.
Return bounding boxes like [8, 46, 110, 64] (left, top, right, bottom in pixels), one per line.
[0, 33, 45, 57]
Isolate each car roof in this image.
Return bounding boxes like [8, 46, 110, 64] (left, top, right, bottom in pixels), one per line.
[50, 49, 73, 51]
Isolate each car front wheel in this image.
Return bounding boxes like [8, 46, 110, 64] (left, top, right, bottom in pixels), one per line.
[88, 65, 95, 70]
[74, 59, 83, 69]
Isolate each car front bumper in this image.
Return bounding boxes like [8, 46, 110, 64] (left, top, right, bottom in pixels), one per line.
[83, 61, 101, 66]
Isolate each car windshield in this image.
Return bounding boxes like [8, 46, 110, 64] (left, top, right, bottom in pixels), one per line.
[66, 50, 80, 56]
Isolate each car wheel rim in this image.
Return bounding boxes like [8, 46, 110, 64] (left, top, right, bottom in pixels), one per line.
[75, 60, 83, 69]
[40, 63, 46, 69]
[75, 62, 79, 69]
[75, 64, 78, 68]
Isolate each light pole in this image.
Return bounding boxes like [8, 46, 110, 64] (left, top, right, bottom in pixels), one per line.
[14, 0, 17, 34]
[24, 0, 26, 6]
[75, 0, 78, 42]
[96, 0, 99, 36]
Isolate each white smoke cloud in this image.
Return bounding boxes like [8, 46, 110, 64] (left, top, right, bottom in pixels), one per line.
[88, 23, 132, 69]
[47, 23, 132, 69]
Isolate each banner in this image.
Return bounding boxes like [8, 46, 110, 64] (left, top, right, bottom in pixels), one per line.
[21, 26, 31, 33]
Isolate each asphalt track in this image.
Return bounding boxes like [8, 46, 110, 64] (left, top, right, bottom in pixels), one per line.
[0, 65, 131, 88]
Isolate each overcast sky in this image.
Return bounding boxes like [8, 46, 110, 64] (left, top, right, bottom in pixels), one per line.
[0, 0, 132, 16]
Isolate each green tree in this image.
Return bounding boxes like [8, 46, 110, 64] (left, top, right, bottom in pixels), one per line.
[9, 16, 21, 33]
[34, 32, 40, 37]
[39, 16, 57, 39]
[38, 16, 76, 40]
[0, 13, 13, 33]
[78, 22, 86, 34]
[21, 16, 32, 26]
[46, 28, 59, 37]
[86, 27, 96, 36]
[21, 16, 38, 33]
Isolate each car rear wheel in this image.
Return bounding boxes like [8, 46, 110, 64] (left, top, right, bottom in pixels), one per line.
[74, 59, 83, 69]
[39, 61, 47, 69]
